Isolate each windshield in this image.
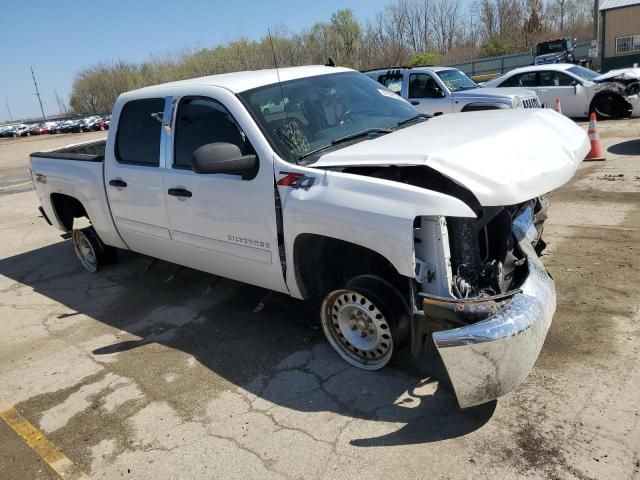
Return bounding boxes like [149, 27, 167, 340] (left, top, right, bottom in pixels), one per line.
[537, 41, 566, 56]
[435, 69, 478, 92]
[568, 65, 599, 82]
[239, 72, 419, 164]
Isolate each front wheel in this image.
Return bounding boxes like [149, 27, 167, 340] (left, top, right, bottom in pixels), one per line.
[590, 93, 629, 120]
[72, 227, 117, 272]
[320, 275, 410, 370]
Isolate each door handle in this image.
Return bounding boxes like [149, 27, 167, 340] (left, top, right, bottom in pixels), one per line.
[109, 179, 127, 188]
[410, 101, 420, 105]
[168, 188, 192, 198]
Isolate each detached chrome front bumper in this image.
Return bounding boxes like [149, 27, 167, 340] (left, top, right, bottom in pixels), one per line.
[429, 241, 556, 408]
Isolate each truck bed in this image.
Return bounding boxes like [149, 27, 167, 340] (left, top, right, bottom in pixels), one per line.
[31, 139, 106, 162]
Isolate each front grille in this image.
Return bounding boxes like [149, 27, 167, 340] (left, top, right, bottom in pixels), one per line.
[522, 97, 540, 109]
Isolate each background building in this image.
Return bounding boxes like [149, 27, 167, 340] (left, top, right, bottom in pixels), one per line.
[599, 0, 640, 70]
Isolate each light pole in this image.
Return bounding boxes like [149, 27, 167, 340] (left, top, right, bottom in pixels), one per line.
[5, 98, 13, 122]
[30, 67, 46, 121]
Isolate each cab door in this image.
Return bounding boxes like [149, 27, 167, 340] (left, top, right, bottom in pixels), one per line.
[104, 96, 173, 260]
[406, 72, 452, 115]
[162, 91, 288, 293]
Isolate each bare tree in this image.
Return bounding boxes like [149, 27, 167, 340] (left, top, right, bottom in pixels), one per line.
[555, 0, 568, 30]
[432, 0, 461, 54]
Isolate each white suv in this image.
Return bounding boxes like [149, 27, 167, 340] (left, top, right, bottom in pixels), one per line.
[365, 66, 540, 116]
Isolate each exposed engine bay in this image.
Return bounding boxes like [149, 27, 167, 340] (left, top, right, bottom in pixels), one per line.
[446, 197, 548, 299]
[339, 164, 549, 326]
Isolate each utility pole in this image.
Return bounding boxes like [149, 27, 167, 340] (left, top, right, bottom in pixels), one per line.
[5, 98, 13, 122]
[593, 0, 599, 42]
[30, 66, 46, 121]
[54, 89, 67, 117]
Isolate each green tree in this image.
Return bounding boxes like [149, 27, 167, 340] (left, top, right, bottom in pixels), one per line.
[328, 9, 362, 67]
[411, 51, 442, 66]
[481, 38, 511, 57]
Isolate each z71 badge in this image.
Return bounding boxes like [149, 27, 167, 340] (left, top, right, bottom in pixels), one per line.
[277, 172, 315, 190]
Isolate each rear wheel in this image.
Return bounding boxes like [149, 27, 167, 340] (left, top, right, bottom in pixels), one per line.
[320, 275, 410, 370]
[72, 227, 117, 272]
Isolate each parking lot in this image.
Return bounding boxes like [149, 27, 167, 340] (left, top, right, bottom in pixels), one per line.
[0, 121, 639, 479]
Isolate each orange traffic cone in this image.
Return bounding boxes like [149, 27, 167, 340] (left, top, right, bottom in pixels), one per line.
[554, 97, 562, 114]
[585, 112, 605, 161]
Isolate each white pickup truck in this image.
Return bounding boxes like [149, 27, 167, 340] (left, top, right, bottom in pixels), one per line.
[30, 66, 589, 408]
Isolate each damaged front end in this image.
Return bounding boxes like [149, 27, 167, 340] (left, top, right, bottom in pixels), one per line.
[593, 69, 640, 118]
[413, 198, 556, 408]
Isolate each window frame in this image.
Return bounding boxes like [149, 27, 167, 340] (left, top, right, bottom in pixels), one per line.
[408, 72, 444, 99]
[115, 97, 165, 167]
[616, 35, 640, 54]
[172, 95, 255, 174]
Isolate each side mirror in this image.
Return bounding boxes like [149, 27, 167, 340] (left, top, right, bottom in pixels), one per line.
[571, 80, 581, 94]
[192, 143, 258, 180]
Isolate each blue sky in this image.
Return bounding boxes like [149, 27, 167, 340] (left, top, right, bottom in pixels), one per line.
[1, 0, 398, 122]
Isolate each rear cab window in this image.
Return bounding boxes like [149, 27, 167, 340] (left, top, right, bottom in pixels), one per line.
[116, 98, 165, 166]
[377, 74, 403, 94]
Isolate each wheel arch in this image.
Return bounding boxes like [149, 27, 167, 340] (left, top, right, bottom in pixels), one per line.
[293, 233, 410, 301]
[589, 90, 633, 119]
[50, 193, 89, 232]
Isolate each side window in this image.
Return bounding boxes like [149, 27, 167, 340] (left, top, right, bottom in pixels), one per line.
[540, 71, 575, 87]
[408, 74, 442, 98]
[500, 72, 538, 88]
[378, 75, 403, 94]
[173, 97, 249, 169]
[116, 98, 164, 165]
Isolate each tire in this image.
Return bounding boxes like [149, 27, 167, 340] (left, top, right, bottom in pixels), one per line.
[71, 227, 117, 273]
[590, 93, 628, 120]
[320, 275, 410, 370]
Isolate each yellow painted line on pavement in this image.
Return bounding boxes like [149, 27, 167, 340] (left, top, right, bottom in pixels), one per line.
[0, 401, 92, 480]
[0, 181, 33, 191]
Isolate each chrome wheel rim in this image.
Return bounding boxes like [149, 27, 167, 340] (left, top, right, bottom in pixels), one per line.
[321, 289, 393, 370]
[72, 230, 97, 272]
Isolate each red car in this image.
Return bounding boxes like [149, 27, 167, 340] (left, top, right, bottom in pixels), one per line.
[92, 118, 110, 131]
[32, 124, 50, 135]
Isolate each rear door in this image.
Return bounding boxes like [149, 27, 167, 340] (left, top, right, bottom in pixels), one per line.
[406, 72, 452, 115]
[162, 92, 288, 293]
[104, 97, 173, 258]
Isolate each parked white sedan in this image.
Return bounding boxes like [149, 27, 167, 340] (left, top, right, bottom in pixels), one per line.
[484, 64, 640, 119]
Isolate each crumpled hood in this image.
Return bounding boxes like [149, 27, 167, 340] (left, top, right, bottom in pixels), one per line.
[594, 68, 640, 82]
[455, 87, 536, 99]
[311, 109, 590, 207]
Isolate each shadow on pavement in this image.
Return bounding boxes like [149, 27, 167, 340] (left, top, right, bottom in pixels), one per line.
[608, 139, 640, 156]
[0, 240, 495, 446]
